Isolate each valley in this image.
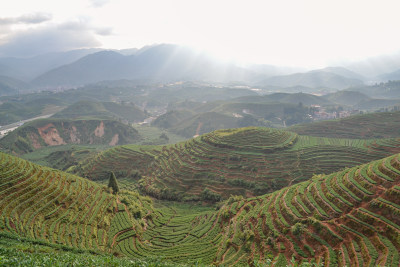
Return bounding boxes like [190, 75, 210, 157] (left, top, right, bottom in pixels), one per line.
[1, 40, 400, 266]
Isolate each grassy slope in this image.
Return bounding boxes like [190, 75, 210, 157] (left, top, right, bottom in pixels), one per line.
[288, 111, 400, 139]
[71, 126, 400, 200]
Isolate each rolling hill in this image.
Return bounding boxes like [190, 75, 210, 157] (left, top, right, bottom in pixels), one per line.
[118, 152, 400, 266]
[70, 127, 400, 200]
[232, 92, 333, 106]
[0, 75, 28, 96]
[0, 118, 141, 154]
[3, 148, 400, 265]
[154, 99, 317, 137]
[322, 90, 371, 106]
[0, 97, 65, 125]
[52, 101, 148, 123]
[257, 69, 364, 90]
[378, 68, 400, 81]
[0, 151, 153, 255]
[289, 111, 400, 139]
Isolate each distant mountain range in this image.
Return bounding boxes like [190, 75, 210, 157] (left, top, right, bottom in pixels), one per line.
[0, 44, 399, 92]
[0, 48, 103, 81]
[31, 45, 257, 87]
[257, 67, 364, 89]
[0, 75, 28, 95]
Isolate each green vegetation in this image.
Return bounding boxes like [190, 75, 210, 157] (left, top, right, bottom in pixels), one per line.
[53, 101, 148, 123]
[0, 232, 192, 266]
[20, 144, 107, 171]
[108, 172, 119, 194]
[2, 149, 400, 265]
[72, 126, 400, 200]
[0, 98, 64, 125]
[289, 111, 400, 139]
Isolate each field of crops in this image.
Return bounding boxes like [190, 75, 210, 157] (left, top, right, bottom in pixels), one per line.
[107, 152, 400, 266]
[2, 147, 400, 265]
[0, 151, 123, 253]
[289, 111, 400, 139]
[72, 127, 400, 200]
[210, 152, 400, 265]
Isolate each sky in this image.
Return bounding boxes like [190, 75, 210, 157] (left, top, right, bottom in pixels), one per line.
[1, 0, 400, 68]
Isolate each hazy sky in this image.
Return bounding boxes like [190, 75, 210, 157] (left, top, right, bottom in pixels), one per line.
[1, 0, 400, 67]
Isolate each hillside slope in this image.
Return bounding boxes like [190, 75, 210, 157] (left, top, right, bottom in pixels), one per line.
[0, 118, 141, 154]
[1, 150, 400, 265]
[71, 127, 400, 200]
[107, 152, 400, 266]
[52, 101, 148, 123]
[289, 111, 400, 139]
[0, 152, 144, 253]
[258, 70, 364, 89]
[210, 152, 400, 265]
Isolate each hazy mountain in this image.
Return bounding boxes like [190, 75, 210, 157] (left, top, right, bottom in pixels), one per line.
[345, 52, 400, 78]
[349, 80, 400, 99]
[378, 68, 400, 81]
[0, 48, 103, 81]
[312, 66, 366, 81]
[31, 44, 257, 87]
[246, 64, 304, 78]
[32, 51, 130, 87]
[0, 75, 29, 95]
[257, 69, 364, 89]
[233, 92, 332, 106]
[322, 90, 371, 106]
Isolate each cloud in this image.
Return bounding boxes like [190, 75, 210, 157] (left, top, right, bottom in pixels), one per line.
[95, 27, 113, 36]
[0, 22, 101, 57]
[0, 13, 52, 25]
[90, 0, 109, 8]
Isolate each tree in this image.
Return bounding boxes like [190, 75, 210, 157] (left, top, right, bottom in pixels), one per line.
[108, 171, 119, 194]
[159, 132, 169, 141]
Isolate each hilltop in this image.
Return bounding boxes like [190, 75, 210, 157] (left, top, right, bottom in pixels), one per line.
[0, 118, 141, 154]
[70, 126, 400, 200]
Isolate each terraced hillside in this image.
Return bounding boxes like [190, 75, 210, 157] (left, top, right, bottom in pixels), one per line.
[113, 152, 400, 266]
[2, 150, 400, 265]
[213, 152, 400, 265]
[0, 118, 141, 154]
[0, 152, 151, 254]
[289, 111, 400, 139]
[71, 127, 400, 200]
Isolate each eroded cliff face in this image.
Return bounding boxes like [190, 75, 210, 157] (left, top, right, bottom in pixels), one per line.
[37, 123, 67, 146]
[109, 134, 119, 146]
[1, 119, 141, 154]
[94, 121, 105, 137]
